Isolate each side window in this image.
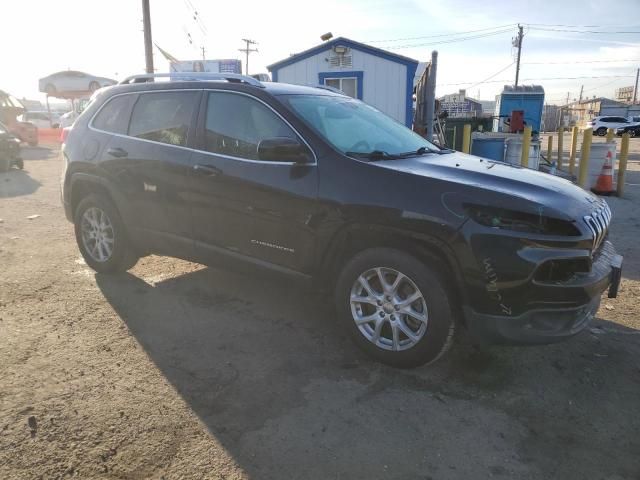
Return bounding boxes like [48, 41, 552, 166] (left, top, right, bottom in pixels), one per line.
[203, 91, 298, 160]
[92, 95, 137, 134]
[129, 91, 198, 146]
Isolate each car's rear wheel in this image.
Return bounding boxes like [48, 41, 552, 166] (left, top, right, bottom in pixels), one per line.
[335, 248, 455, 368]
[74, 194, 138, 273]
[596, 127, 607, 136]
[630, 130, 637, 138]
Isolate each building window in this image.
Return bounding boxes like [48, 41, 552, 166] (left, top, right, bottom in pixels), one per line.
[324, 77, 357, 98]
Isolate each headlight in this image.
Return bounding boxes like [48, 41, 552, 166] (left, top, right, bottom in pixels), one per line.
[465, 205, 580, 236]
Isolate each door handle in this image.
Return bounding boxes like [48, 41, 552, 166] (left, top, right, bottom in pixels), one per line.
[107, 147, 128, 158]
[193, 164, 222, 176]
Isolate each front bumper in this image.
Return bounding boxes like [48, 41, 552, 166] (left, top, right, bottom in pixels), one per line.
[464, 241, 622, 345]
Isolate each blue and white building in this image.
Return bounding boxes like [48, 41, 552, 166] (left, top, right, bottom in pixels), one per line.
[267, 37, 419, 127]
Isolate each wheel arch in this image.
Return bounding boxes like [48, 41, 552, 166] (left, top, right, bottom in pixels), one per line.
[69, 173, 128, 222]
[317, 223, 467, 307]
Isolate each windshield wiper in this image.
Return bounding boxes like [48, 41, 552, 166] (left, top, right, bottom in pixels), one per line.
[345, 150, 402, 161]
[395, 146, 442, 158]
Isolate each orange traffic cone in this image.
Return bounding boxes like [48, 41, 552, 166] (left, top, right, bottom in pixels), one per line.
[592, 150, 615, 195]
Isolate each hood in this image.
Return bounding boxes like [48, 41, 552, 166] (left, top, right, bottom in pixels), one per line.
[374, 151, 601, 220]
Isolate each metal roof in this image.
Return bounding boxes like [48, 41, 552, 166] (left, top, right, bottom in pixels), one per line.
[267, 37, 419, 71]
[501, 85, 544, 94]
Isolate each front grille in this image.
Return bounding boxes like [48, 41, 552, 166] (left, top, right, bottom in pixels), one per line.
[583, 202, 611, 252]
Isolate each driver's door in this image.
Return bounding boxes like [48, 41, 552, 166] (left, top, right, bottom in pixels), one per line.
[189, 90, 319, 273]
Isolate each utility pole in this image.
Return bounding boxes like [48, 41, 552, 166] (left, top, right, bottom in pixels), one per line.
[425, 50, 438, 142]
[142, 0, 154, 74]
[514, 24, 524, 86]
[201, 46, 206, 61]
[634, 68, 639, 104]
[239, 39, 258, 75]
[579, 85, 584, 103]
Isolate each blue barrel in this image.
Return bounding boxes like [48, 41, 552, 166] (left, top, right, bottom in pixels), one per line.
[470, 137, 505, 161]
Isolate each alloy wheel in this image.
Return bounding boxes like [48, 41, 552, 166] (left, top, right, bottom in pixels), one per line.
[350, 267, 429, 351]
[80, 207, 115, 262]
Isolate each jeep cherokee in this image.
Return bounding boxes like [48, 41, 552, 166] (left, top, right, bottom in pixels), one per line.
[61, 73, 622, 368]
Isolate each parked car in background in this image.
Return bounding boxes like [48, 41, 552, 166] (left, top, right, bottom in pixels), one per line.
[588, 116, 634, 136]
[0, 121, 23, 171]
[616, 123, 640, 137]
[17, 111, 60, 129]
[61, 73, 622, 368]
[39, 71, 116, 96]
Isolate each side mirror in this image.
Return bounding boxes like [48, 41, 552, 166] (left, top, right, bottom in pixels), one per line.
[257, 137, 312, 164]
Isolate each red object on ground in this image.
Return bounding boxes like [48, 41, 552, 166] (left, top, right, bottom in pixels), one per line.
[38, 128, 62, 145]
[593, 150, 615, 195]
[510, 110, 525, 133]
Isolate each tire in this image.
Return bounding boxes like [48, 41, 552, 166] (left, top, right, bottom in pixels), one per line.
[16, 159, 24, 170]
[335, 248, 455, 368]
[630, 130, 637, 138]
[89, 81, 100, 92]
[596, 127, 607, 136]
[74, 193, 138, 273]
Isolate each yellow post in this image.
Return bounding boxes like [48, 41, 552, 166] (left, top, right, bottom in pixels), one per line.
[520, 126, 532, 168]
[606, 128, 615, 142]
[578, 128, 593, 188]
[617, 133, 630, 196]
[569, 126, 579, 175]
[462, 124, 471, 154]
[556, 127, 564, 169]
[546, 135, 553, 162]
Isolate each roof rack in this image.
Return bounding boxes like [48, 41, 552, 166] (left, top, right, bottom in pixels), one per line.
[119, 72, 264, 87]
[312, 84, 346, 95]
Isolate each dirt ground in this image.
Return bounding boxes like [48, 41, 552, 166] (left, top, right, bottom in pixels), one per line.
[1, 140, 639, 480]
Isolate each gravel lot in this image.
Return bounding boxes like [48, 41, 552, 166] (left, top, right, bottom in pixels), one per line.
[1, 141, 639, 480]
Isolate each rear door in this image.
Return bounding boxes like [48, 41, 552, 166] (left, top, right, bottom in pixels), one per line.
[97, 89, 201, 257]
[189, 90, 319, 273]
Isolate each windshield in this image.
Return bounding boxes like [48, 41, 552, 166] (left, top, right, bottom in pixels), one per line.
[282, 94, 438, 156]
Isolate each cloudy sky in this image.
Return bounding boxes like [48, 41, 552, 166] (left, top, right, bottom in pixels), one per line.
[2, 0, 639, 104]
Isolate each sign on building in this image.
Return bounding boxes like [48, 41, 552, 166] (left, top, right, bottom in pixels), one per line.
[170, 59, 242, 74]
[615, 86, 634, 104]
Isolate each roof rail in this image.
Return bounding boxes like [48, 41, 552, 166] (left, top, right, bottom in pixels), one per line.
[119, 72, 264, 88]
[312, 84, 346, 95]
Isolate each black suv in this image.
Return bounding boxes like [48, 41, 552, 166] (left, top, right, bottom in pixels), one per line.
[61, 73, 622, 368]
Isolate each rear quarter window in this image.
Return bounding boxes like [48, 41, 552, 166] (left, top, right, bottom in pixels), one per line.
[128, 91, 198, 147]
[92, 94, 137, 134]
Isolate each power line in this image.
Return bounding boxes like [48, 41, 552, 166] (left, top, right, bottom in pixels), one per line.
[367, 24, 516, 43]
[384, 28, 513, 49]
[526, 23, 640, 28]
[458, 62, 515, 90]
[528, 26, 640, 34]
[524, 58, 640, 65]
[437, 73, 635, 88]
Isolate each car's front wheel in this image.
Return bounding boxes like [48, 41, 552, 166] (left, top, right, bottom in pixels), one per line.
[630, 130, 637, 138]
[74, 194, 138, 273]
[335, 248, 455, 368]
[596, 127, 607, 136]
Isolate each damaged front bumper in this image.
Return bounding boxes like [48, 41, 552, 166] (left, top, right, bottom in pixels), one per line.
[464, 240, 623, 345]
